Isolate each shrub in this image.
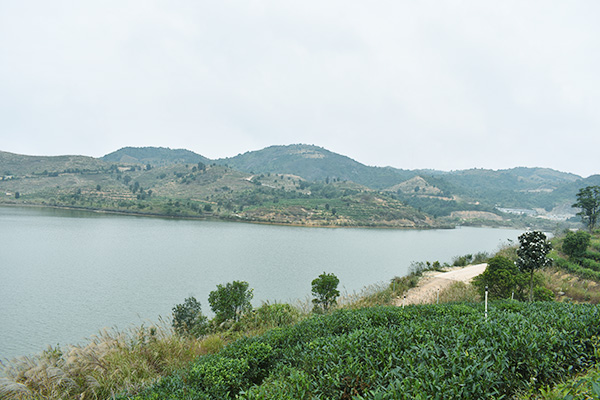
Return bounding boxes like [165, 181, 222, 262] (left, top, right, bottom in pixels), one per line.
[533, 286, 555, 301]
[472, 255, 519, 299]
[563, 230, 591, 260]
[239, 303, 301, 331]
[311, 272, 340, 313]
[208, 281, 254, 324]
[172, 297, 208, 337]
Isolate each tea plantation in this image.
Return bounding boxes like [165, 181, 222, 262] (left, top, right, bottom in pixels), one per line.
[120, 302, 600, 399]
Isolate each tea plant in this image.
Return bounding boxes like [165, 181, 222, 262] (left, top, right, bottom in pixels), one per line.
[122, 302, 600, 400]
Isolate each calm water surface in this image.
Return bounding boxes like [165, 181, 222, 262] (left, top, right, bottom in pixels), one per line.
[0, 206, 523, 359]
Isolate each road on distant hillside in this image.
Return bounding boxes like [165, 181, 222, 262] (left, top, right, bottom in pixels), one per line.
[395, 263, 487, 306]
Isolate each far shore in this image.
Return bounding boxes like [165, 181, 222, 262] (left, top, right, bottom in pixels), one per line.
[0, 201, 455, 230]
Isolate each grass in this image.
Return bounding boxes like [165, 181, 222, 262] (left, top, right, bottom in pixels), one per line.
[0, 321, 224, 400]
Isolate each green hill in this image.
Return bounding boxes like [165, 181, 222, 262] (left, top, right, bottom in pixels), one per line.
[0, 150, 107, 175]
[1, 145, 596, 228]
[216, 144, 416, 189]
[0, 149, 436, 228]
[102, 146, 211, 166]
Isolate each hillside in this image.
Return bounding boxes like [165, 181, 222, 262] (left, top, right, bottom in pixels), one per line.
[1, 145, 596, 228]
[0, 150, 107, 175]
[102, 146, 211, 166]
[0, 150, 436, 228]
[217, 144, 416, 189]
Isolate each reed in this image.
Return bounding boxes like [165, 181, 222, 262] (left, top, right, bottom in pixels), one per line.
[0, 320, 217, 400]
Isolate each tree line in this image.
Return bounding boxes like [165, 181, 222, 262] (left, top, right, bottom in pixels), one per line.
[171, 272, 341, 338]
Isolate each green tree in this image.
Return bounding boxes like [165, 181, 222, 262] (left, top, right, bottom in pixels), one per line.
[172, 297, 208, 337]
[311, 272, 340, 312]
[572, 186, 600, 232]
[517, 231, 552, 302]
[472, 256, 519, 299]
[208, 281, 254, 323]
[562, 230, 591, 260]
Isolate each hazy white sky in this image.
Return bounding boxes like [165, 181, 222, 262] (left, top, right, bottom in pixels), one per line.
[1, 1, 599, 177]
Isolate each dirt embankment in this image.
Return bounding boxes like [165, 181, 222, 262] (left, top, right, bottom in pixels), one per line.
[395, 263, 487, 306]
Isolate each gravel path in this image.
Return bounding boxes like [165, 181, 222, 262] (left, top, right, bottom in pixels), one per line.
[395, 263, 487, 306]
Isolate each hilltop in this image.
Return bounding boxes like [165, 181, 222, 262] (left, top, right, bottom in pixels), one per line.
[102, 147, 211, 166]
[217, 144, 416, 189]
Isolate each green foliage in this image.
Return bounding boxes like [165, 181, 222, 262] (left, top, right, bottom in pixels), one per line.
[123, 302, 600, 400]
[563, 230, 592, 260]
[533, 286, 555, 301]
[573, 185, 600, 232]
[311, 272, 340, 313]
[551, 230, 600, 282]
[553, 257, 600, 282]
[172, 297, 209, 338]
[517, 231, 553, 301]
[239, 303, 301, 331]
[452, 252, 489, 267]
[208, 281, 254, 324]
[472, 256, 519, 299]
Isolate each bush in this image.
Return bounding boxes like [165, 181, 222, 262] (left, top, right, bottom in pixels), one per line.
[209, 281, 254, 323]
[239, 303, 301, 331]
[563, 230, 592, 260]
[533, 286, 555, 301]
[311, 272, 340, 313]
[472, 256, 519, 299]
[172, 297, 209, 337]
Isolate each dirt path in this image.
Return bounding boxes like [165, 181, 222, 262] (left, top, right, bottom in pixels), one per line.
[395, 263, 487, 306]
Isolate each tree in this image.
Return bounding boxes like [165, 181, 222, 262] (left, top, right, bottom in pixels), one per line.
[311, 272, 340, 312]
[172, 297, 208, 337]
[572, 186, 600, 232]
[562, 230, 591, 260]
[516, 231, 552, 302]
[472, 256, 519, 299]
[208, 281, 253, 323]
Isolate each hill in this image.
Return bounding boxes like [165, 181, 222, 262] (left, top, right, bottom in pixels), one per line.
[102, 146, 211, 166]
[0, 149, 436, 228]
[216, 144, 416, 189]
[1, 145, 596, 228]
[0, 150, 107, 175]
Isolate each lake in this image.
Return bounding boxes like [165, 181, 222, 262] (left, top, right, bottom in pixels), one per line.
[0, 206, 524, 359]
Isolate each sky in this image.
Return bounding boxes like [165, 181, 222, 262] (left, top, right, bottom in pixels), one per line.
[1, 1, 599, 177]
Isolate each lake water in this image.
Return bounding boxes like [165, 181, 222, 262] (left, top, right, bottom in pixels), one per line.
[0, 206, 524, 360]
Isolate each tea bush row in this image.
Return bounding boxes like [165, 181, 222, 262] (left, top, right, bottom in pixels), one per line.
[121, 302, 600, 400]
[554, 257, 600, 281]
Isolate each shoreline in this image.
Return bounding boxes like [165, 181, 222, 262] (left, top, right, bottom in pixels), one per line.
[0, 201, 454, 230]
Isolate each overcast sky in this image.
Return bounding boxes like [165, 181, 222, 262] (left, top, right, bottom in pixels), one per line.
[1, 1, 599, 177]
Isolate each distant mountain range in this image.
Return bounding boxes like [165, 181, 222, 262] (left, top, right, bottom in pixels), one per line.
[2, 144, 599, 228]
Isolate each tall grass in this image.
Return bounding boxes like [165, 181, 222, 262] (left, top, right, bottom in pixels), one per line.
[0, 320, 222, 400]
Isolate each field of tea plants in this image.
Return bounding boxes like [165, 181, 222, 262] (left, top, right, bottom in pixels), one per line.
[121, 301, 600, 400]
